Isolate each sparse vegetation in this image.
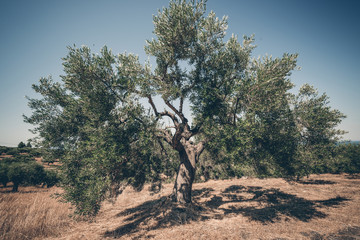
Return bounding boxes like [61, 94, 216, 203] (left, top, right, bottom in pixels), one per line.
[0, 148, 60, 191]
[1, 174, 358, 239]
[0, 187, 74, 240]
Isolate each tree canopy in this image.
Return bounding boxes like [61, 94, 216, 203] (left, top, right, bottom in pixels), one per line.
[25, 0, 345, 216]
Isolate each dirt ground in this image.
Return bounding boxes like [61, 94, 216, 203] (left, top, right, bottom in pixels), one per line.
[34, 173, 359, 240]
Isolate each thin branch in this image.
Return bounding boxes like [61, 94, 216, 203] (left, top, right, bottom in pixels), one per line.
[179, 96, 184, 114]
[156, 137, 169, 158]
[164, 99, 187, 123]
[183, 81, 196, 93]
[196, 140, 206, 158]
[156, 129, 173, 145]
[92, 71, 126, 102]
[159, 110, 179, 126]
[233, 97, 240, 125]
[147, 95, 159, 116]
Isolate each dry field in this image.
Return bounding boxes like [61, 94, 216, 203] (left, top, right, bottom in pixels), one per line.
[0, 186, 75, 240]
[1, 174, 359, 240]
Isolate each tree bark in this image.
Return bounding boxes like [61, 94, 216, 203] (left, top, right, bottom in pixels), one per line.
[173, 143, 200, 203]
[149, 97, 206, 203]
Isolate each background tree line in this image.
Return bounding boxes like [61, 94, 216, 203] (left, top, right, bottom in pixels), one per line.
[0, 145, 59, 192]
[1, 139, 358, 193]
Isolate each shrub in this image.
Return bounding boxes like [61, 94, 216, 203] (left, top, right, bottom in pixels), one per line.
[43, 169, 60, 188]
[7, 162, 46, 192]
[336, 143, 360, 174]
[18, 141, 26, 148]
[0, 162, 9, 187]
[5, 148, 19, 156]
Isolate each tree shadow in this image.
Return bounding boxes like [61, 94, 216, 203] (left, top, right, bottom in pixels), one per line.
[0, 185, 50, 194]
[346, 174, 360, 179]
[221, 185, 347, 223]
[297, 179, 337, 185]
[104, 186, 349, 238]
[301, 225, 360, 240]
[0, 188, 50, 194]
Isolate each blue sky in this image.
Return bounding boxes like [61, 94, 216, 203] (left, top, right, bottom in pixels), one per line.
[0, 0, 359, 146]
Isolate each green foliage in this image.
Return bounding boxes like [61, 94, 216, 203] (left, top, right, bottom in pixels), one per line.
[28, 148, 41, 157]
[0, 146, 9, 154]
[24, 44, 170, 216]
[334, 143, 360, 174]
[0, 162, 9, 187]
[202, 53, 300, 178]
[291, 84, 346, 178]
[18, 141, 26, 148]
[5, 148, 19, 156]
[43, 169, 60, 188]
[58, 123, 166, 216]
[0, 153, 55, 191]
[13, 154, 34, 163]
[7, 161, 46, 191]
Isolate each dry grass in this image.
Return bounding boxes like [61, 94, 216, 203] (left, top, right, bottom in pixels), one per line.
[0, 186, 74, 240]
[1, 174, 359, 239]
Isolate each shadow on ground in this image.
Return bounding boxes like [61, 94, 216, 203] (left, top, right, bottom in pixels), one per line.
[296, 179, 337, 185]
[104, 183, 349, 238]
[346, 173, 360, 179]
[301, 226, 360, 240]
[0, 186, 50, 194]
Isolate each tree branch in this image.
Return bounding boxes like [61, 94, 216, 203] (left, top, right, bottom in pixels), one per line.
[233, 97, 240, 125]
[164, 99, 187, 124]
[147, 95, 159, 116]
[156, 129, 173, 145]
[179, 96, 184, 114]
[195, 141, 206, 158]
[159, 110, 179, 126]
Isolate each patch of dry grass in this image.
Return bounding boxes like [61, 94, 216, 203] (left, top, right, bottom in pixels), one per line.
[0, 186, 74, 240]
[1, 174, 359, 239]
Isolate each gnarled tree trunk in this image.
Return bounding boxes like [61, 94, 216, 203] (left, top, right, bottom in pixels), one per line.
[146, 96, 205, 203]
[173, 142, 203, 203]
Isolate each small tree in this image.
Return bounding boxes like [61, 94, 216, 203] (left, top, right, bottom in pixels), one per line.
[17, 141, 26, 149]
[7, 162, 28, 192]
[335, 143, 360, 174]
[0, 146, 10, 155]
[43, 169, 60, 188]
[0, 162, 9, 187]
[7, 161, 46, 192]
[6, 148, 19, 156]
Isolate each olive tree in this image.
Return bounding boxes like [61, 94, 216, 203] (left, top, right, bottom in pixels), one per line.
[25, 0, 344, 216]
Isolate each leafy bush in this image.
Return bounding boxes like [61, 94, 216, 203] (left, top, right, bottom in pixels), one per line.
[7, 162, 46, 192]
[29, 148, 41, 157]
[0, 162, 9, 187]
[18, 142, 26, 148]
[334, 143, 360, 174]
[0, 146, 11, 155]
[43, 169, 60, 188]
[4, 148, 19, 156]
